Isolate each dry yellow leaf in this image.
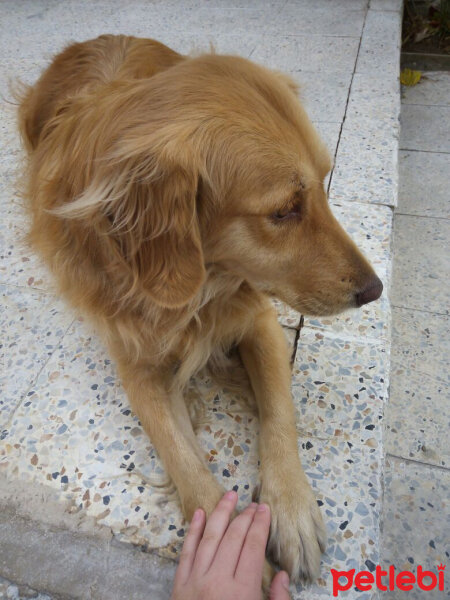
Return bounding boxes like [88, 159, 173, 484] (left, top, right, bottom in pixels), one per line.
[400, 68, 422, 86]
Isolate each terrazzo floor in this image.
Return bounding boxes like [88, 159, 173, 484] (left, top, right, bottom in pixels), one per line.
[0, 1, 403, 599]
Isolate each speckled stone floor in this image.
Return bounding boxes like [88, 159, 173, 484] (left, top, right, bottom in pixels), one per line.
[381, 71, 450, 599]
[0, 1, 403, 599]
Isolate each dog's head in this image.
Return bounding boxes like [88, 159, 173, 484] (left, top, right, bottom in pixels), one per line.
[51, 53, 382, 315]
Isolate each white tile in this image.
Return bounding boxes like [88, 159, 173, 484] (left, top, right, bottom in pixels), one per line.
[0, 58, 48, 90]
[39, 4, 270, 37]
[385, 365, 449, 467]
[400, 104, 450, 153]
[293, 327, 388, 451]
[398, 150, 450, 219]
[166, 34, 260, 58]
[361, 8, 402, 43]
[313, 121, 342, 158]
[0, 285, 75, 428]
[356, 10, 402, 76]
[330, 117, 399, 207]
[266, 5, 366, 37]
[347, 72, 401, 124]
[304, 200, 393, 342]
[401, 72, 450, 107]
[0, 103, 22, 160]
[0, 187, 54, 291]
[312, 121, 342, 187]
[273, 298, 301, 329]
[385, 306, 450, 464]
[287, 0, 368, 6]
[382, 456, 450, 595]
[390, 307, 450, 385]
[370, 0, 403, 10]
[251, 36, 360, 73]
[330, 200, 393, 282]
[391, 215, 450, 314]
[292, 436, 383, 598]
[292, 70, 353, 123]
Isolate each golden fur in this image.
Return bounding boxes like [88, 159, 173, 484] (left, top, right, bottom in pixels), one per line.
[17, 34, 382, 587]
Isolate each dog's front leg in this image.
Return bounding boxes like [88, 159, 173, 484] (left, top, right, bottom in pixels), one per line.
[117, 361, 225, 521]
[239, 305, 326, 583]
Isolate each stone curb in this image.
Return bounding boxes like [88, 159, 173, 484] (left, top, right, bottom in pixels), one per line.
[0, 477, 175, 600]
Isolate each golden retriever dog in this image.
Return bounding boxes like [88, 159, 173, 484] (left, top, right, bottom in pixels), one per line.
[17, 34, 382, 587]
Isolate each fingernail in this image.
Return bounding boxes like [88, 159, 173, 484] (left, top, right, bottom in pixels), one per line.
[192, 508, 203, 522]
[281, 571, 290, 590]
[249, 502, 258, 509]
[224, 490, 236, 501]
[257, 503, 268, 512]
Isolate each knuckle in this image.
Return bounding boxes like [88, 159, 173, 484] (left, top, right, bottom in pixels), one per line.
[201, 531, 218, 545]
[227, 528, 244, 544]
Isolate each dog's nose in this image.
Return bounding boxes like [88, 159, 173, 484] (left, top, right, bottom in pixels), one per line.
[356, 276, 383, 306]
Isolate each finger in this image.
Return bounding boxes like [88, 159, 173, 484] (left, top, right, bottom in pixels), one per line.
[234, 503, 271, 585]
[173, 508, 206, 586]
[210, 502, 258, 575]
[192, 490, 238, 574]
[270, 571, 291, 600]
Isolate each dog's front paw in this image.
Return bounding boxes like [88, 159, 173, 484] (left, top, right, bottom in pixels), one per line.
[260, 475, 326, 584]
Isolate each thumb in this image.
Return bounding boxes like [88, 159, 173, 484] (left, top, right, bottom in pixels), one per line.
[270, 570, 291, 600]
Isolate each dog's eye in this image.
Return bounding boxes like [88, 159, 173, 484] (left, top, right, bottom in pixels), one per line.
[271, 202, 302, 222]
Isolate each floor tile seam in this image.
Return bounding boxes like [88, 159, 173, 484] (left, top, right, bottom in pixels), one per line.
[1, 317, 77, 433]
[244, 42, 259, 60]
[295, 430, 387, 455]
[385, 452, 450, 473]
[295, 428, 331, 443]
[393, 212, 450, 223]
[291, 327, 301, 364]
[331, 197, 394, 213]
[291, 313, 305, 364]
[255, 0, 289, 38]
[327, 5, 378, 198]
[282, 322, 302, 332]
[394, 212, 450, 221]
[260, 33, 363, 39]
[399, 147, 450, 156]
[330, 197, 396, 209]
[391, 303, 449, 317]
[0, 281, 57, 297]
[247, 0, 288, 58]
[311, 120, 342, 124]
[299, 324, 389, 346]
[399, 147, 450, 155]
[0, 282, 51, 293]
[401, 102, 450, 108]
[388, 357, 449, 387]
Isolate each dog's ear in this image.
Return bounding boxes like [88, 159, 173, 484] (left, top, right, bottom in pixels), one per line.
[53, 147, 205, 309]
[117, 163, 205, 308]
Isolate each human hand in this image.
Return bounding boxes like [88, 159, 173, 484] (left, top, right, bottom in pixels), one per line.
[170, 490, 291, 600]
